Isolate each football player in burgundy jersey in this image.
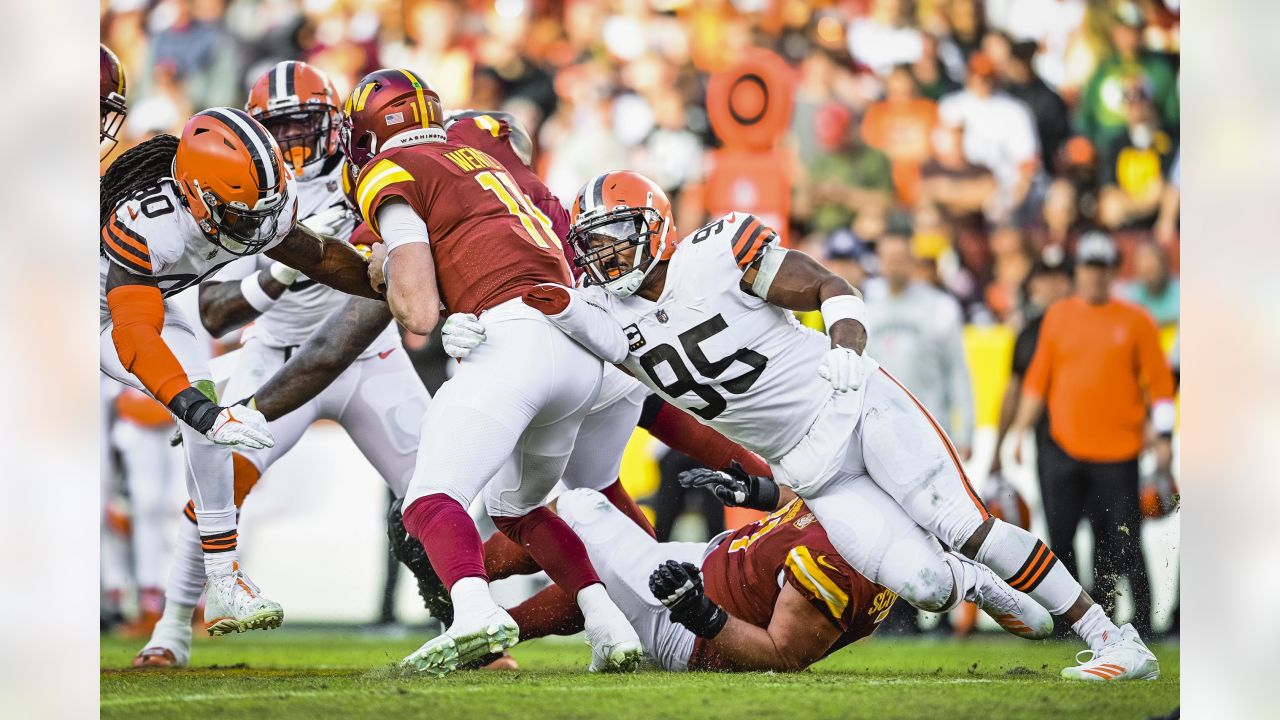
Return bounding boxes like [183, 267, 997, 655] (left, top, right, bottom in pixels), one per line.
[341, 68, 641, 675]
[555, 487, 899, 672]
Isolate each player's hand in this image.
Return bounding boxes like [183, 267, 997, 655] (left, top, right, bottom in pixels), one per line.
[649, 560, 728, 639]
[368, 243, 389, 294]
[441, 312, 485, 359]
[268, 261, 301, 288]
[817, 347, 868, 393]
[522, 283, 572, 316]
[678, 461, 780, 512]
[206, 404, 274, 450]
[300, 204, 349, 237]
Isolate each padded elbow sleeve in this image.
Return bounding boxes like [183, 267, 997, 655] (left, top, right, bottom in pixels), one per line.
[107, 285, 190, 405]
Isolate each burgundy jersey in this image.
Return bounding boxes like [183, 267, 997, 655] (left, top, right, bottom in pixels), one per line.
[446, 114, 574, 270]
[354, 140, 571, 315]
[691, 499, 899, 671]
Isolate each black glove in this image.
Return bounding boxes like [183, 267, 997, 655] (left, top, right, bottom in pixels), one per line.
[678, 460, 780, 512]
[649, 560, 728, 639]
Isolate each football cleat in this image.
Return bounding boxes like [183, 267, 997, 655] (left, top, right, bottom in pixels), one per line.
[203, 564, 284, 636]
[387, 499, 453, 626]
[132, 646, 187, 669]
[401, 606, 519, 677]
[588, 638, 645, 673]
[1061, 623, 1160, 681]
[968, 562, 1054, 640]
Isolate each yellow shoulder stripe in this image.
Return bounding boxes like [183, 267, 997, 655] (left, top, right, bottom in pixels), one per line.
[474, 114, 502, 137]
[356, 159, 415, 231]
[786, 546, 849, 619]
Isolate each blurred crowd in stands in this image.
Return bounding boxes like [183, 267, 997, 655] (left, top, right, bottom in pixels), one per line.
[101, 0, 1180, 331]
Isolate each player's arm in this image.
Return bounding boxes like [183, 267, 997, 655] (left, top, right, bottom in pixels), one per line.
[104, 263, 271, 447]
[743, 247, 867, 354]
[707, 583, 840, 672]
[243, 295, 396, 421]
[266, 222, 382, 300]
[650, 561, 836, 672]
[678, 462, 795, 512]
[366, 199, 442, 335]
[197, 264, 298, 338]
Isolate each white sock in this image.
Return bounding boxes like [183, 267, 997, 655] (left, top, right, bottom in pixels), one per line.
[449, 576, 498, 625]
[195, 507, 238, 576]
[577, 583, 632, 640]
[149, 601, 195, 647]
[1072, 603, 1122, 652]
[975, 520, 1081, 615]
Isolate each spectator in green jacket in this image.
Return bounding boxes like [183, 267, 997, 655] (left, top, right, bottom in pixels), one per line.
[1075, 3, 1178, 152]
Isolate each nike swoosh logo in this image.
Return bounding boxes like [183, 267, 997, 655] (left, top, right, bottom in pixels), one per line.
[816, 555, 841, 572]
[128, 206, 139, 220]
[378, 348, 396, 359]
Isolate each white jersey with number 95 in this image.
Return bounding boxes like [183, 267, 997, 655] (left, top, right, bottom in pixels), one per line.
[591, 213, 832, 460]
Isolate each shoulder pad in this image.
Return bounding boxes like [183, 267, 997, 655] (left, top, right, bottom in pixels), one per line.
[102, 182, 186, 275]
[685, 212, 778, 269]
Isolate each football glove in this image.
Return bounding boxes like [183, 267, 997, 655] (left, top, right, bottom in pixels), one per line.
[678, 461, 780, 512]
[167, 388, 274, 450]
[299, 204, 350, 237]
[440, 312, 486, 359]
[649, 560, 728, 639]
[818, 347, 869, 393]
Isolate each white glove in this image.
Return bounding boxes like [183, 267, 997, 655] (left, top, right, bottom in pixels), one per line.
[441, 312, 485, 359]
[299, 204, 350, 237]
[268, 261, 301, 287]
[206, 404, 274, 450]
[817, 347, 869, 393]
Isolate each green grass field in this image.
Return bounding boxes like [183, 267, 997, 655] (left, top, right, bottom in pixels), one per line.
[101, 629, 1179, 719]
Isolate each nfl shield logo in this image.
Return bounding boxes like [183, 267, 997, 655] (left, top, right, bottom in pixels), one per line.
[655, 309, 668, 324]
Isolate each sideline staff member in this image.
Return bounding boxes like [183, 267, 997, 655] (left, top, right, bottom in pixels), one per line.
[1008, 232, 1174, 635]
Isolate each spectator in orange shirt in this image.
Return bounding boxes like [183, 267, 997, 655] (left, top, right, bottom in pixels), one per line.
[1007, 231, 1175, 636]
[862, 66, 938, 207]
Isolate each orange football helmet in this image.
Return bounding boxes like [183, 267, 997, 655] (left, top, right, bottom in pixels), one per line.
[980, 472, 1032, 531]
[174, 108, 291, 255]
[340, 68, 446, 170]
[245, 61, 341, 180]
[100, 44, 127, 159]
[568, 171, 677, 297]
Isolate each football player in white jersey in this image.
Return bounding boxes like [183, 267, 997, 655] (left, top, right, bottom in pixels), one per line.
[516, 170, 1159, 682]
[132, 63, 429, 668]
[99, 107, 381, 646]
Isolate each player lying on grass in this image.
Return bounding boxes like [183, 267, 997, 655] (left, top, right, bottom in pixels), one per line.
[510, 170, 1158, 681]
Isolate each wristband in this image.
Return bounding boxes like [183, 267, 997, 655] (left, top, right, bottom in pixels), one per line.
[747, 474, 781, 512]
[167, 386, 220, 434]
[240, 272, 278, 313]
[1151, 400, 1176, 435]
[269, 261, 301, 287]
[673, 599, 729, 639]
[820, 294, 867, 332]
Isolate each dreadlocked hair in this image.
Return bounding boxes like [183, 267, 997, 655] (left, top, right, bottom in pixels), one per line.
[100, 134, 180, 227]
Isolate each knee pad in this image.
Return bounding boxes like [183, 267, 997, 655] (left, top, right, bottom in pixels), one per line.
[878, 535, 956, 613]
[553, 488, 609, 530]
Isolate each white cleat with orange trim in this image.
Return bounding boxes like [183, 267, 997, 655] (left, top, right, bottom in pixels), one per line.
[203, 563, 284, 636]
[1061, 624, 1160, 681]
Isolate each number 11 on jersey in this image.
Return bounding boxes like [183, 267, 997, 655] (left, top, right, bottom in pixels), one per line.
[475, 170, 562, 251]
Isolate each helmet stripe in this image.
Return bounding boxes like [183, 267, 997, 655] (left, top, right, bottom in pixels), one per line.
[591, 173, 607, 211]
[272, 61, 286, 98]
[204, 108, 278, 198]
[397, 69, 431, 128]
[285, 61, 297, 96]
